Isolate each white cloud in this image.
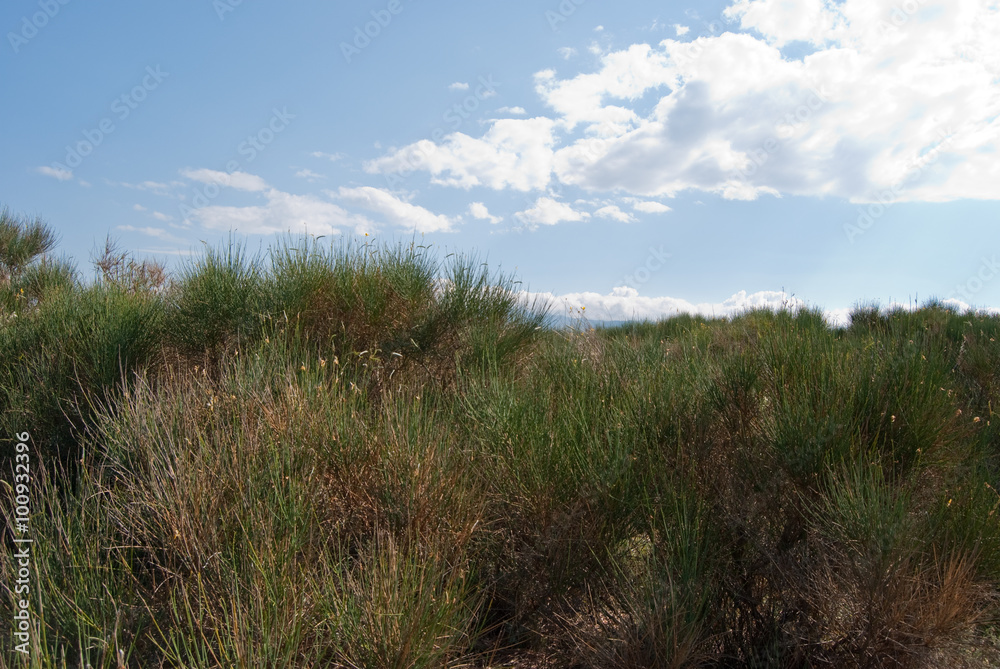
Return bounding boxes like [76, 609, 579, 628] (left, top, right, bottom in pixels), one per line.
[515, 197, 590, 227]
[364, 117, 558, 192]
[594, 204, 635, 222]
[187, 190, 368, 236]
[674, 24, 690, 36]
[311, 151, 346, 161]
[116, 224, 186, 243]
[556, 2, 1000, 202]
[133, 204, 147, 212]
[449, 82, 470, 91]
[151, 211, 172, 222]
[724, 0, 846, 48]
[631, 200, 672, 213]
[180, 168, 269, 192]
[36, 166, 73, 181]
[116, 180, 178, 195]
[558, 46, 577, 59]
[133, 247, 197, 257]
[369, 1, 1000, 205]
[527, 287, 807, 322]
[295, 168, 326, 182]
[497, 106, 527, 115]
[469, 201, 502, 224]
[333, 186, 455, 233]
[534, 43, 676, 135]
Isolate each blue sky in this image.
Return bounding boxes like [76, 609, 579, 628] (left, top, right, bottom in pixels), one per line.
[2, 0, 998, 324]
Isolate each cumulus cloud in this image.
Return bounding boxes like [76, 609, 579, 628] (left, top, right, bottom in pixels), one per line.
[594, 205, 635, 222]
[674, 24, 690, 36]
[359, 0, 1000, 205]
[724, 0, 847, 47]
[37, 165, 74, 181]
[333, 186, 456, 233]
[364, 117, 558, 191]
[469, 201, 502, 224]
[449, 82, 470, 91]
[534, 43, 676, 135]
[558, 46, 577, 59]
[631, 200, 672, 213]
[497, 106, 527, 115]
[515, 197, 590, 227]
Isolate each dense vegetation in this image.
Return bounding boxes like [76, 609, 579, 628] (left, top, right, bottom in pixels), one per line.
[2, 207, 1000, 668]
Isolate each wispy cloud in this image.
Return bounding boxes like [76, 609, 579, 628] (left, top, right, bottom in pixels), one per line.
[116, 224, 187, 243]
[36, 166, 73, 181]
[295, 168, 326, 182]
[311, 151, 346, 162]
[180, 168, 269, 192]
